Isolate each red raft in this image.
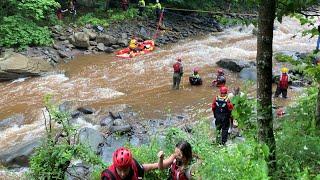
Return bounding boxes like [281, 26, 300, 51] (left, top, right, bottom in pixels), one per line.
[115, 40, 155, 58]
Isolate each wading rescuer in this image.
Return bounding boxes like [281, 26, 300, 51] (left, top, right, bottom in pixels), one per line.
[172, 57, 183, 90]
[101, 147, 161, 179]
[212, 68, 226, 87]
[274, 67, 289, 98]
[212, 86, 234, 145]
[189, 67, 202, 85]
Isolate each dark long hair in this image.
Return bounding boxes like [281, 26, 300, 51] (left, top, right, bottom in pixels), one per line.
[176, 140, 192, 163]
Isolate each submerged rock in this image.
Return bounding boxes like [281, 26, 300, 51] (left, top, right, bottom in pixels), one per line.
[0, 139, 40, 168]
[216, 58, 253, 72]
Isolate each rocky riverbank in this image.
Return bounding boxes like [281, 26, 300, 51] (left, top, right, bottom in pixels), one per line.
[0, 12, 223, 82]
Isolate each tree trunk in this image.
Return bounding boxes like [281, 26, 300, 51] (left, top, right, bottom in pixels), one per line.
[316, 85, 320, 129]
[256, 0, 276, 174]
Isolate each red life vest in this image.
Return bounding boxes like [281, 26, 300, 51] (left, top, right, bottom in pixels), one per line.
[169, 159, 189, 180]
[173, 62, 181, 73]
[101, 159, 144, 180]
[279, 73, 288, 89]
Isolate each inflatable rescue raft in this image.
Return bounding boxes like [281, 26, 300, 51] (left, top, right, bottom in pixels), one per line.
[115, 40, 155, 58]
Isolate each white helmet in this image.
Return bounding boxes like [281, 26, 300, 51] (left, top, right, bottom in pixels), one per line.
[156, 0, 159, 3]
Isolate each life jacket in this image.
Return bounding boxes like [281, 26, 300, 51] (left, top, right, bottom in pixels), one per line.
[173, 62, 181, 73]
[169, 159, 190, 180]
[129, 39, 138, 49]
[154, 2, 162, 9]
[138, 0, 145, 7]
[214, 96, 230, 114]
[279, 73, 289, 89]
[101, 159, 144, 180]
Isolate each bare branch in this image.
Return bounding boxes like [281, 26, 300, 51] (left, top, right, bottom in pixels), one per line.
[42, 109, 49, 133]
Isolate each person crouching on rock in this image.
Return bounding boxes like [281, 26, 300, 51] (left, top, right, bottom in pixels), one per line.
[158, 140, 193, 180]
[212, 68, 226, 87]
[189, 67, 202, 86]
[101, 147, 161, 180]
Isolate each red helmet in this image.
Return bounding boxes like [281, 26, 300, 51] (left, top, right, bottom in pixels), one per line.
[217, 68, 224, 74]
[220, 86, 228, 94]
[193, 67, 199, 72]
[113, 147, 133, 168]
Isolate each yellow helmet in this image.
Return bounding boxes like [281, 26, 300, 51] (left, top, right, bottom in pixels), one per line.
[281, 67, 288, 73]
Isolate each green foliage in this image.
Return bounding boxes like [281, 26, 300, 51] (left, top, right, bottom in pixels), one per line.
[16, 0, 59, 21]
[0, 16, 53, 48]
[130, 120, 269, 179]
[277, 0, 320, 21]
[107, 8, 138, 23]
[199, 140, 269, 180]
[0, 0, 58, 48]
[77, 13, 109, 27]
[276, 87, 320, 179]
[231, 92, 256, 132]
[28, 95, 103, 179]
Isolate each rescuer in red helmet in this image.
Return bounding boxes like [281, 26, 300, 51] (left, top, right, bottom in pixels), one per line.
[211, 86, 234, 145]
[101, 147, 160, 179]
[212, 68, 226, 87]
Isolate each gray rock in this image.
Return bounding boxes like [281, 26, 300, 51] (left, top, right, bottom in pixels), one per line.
[89, 41, 97, 46]
[78, 127, 106, 154]
[121, 33, 128, 39]
[111, 45, 120, 49]
[291, 80, 305, 87]
[0, 52, 52, 81]
[216, 58, 252, 72]
[100, 116, 113, 127]
[239, 67, 257, 81]
[59, 101, 74, 113]
[72, 32, 90, 48]
[96, 35, 117, 46]
[59, 36, 67, 41]
[0, 114, 24, 130]
[65, 162, 91, 180]
[110, 125, 132, 134]
[96, 43, 105, 51]
[58, 50, 71, 58]
[77, 107, 94, 114]
[104, 47, 114, 53]
[53, 43, 61, 50]
[83, 28, 97, 40]
[0, 139, 40, 167]
[117, 39, 128, 47]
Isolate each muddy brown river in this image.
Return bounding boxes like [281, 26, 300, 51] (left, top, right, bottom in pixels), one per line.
[0, 17, 315, 158]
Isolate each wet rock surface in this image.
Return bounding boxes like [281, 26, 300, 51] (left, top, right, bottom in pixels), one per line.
[0, 12, 223, 76]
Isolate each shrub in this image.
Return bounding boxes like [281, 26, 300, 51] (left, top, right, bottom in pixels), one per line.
[77, 13, 109, 27]
[275, 87, 320, 179]
[28, 95, 103, 179]
[0, 16, 53, 48]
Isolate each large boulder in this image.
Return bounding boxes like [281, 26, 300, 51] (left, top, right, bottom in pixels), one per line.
[96, 35, 117, 46]
[71, 32, 90, 48]
[0, 52, 52, 81]
[83, 28, 97, 41]
[78, 127, 106, 154]
[216, 58, 253, 72]
[0, 139, 40, 167]
[239, 67, 257, 81]
[0, 114, 24, 131]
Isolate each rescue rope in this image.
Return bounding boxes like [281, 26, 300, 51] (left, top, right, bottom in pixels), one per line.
[152, 10, 165, 40]
[164, 7, 257, 17]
